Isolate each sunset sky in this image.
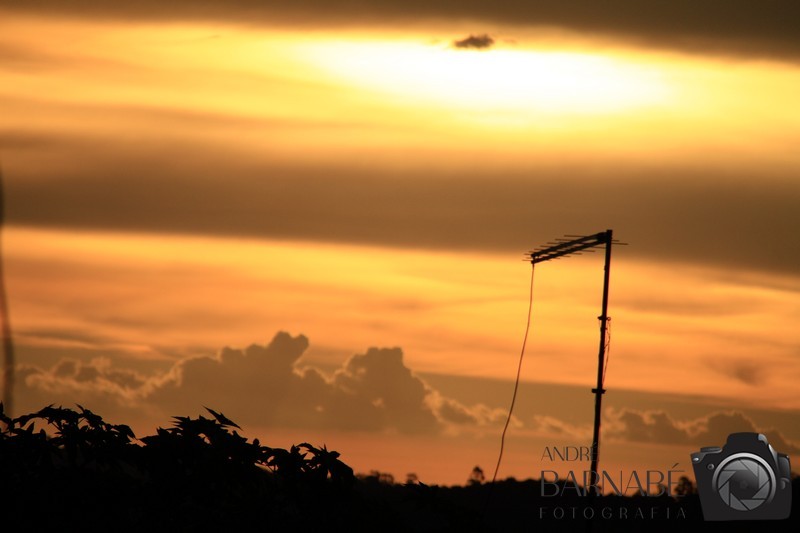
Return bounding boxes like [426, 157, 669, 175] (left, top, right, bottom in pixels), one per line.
[1, 1, 799, 486]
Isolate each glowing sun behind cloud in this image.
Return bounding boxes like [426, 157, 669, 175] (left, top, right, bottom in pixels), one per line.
[300, 39, 671, 116]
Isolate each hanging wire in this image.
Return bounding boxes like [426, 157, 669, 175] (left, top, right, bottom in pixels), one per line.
[489, 263, 535, 487]
[601, 317, 612, 387]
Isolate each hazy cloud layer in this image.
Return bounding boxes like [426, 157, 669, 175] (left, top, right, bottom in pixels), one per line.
[607, 408, 800, 454]
[4, 1, 800, 60]
[8, 158, 800, 276]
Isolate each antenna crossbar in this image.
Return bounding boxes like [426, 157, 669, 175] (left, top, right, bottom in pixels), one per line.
[526, 232, 610, 264]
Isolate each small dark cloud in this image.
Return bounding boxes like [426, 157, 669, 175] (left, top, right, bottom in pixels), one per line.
[706, 359, 767, 386]
[0, 129, 61, 150]
[0, 42, 61, 71]
[52, 359, 78, 378]
[608, 409, 692, 445]
[529, 415, 590, 439]
[436, 397, 481, 425]
[430, 395, 508, 428]
[452, 34, 494, 50]
[20, 356, 152, 405]
[702, 411, 800, 454]
[331, 347, 438, 433]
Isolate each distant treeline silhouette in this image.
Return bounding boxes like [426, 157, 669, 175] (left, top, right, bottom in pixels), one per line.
[1, 404, 797, 532]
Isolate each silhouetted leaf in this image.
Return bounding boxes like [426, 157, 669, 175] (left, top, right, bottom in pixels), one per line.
[204, 406, 241, 429]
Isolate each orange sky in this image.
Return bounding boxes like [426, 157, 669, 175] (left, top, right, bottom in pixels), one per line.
[1, 5, 799, 485]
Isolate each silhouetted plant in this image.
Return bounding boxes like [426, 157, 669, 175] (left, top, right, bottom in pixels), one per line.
[0, 404, 357, 531]
[468, 465, 485, 486]
[358, 469, 397, 486]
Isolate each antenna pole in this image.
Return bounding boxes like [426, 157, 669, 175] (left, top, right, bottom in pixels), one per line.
[0, 168, 13, 418]
[589, 229, 612, 497]
[526, 229, 623, 500]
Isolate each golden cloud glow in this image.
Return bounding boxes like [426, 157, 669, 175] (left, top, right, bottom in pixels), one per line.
[7, 227, 800, 411]
[300, 40, 671, 117]
[2, 15, 799, 166]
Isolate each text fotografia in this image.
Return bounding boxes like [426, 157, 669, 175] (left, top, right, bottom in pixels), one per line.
[538, 505, 686, 520]
[537, 446, 687, 520]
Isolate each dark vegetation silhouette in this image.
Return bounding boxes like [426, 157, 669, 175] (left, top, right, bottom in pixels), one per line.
[1, 404, 798, 532]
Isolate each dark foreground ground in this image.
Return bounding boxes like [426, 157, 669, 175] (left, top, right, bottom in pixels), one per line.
[2, 405, 797, 532]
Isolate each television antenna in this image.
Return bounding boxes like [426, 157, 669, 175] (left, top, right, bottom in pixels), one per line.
[526, 229, 625, 496]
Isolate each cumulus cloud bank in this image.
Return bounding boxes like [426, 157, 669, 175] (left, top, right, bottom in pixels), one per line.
[606, 408, 800, 454]
[18, 332, 465, 434]
[15, 331, 800, 454]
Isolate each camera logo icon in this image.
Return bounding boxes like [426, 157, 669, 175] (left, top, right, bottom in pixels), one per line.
[691, 432, 791, 520]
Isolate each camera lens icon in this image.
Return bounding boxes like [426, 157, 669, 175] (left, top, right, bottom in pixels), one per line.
[713, 453, 776, 512]
[692, 433, 791, 520]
